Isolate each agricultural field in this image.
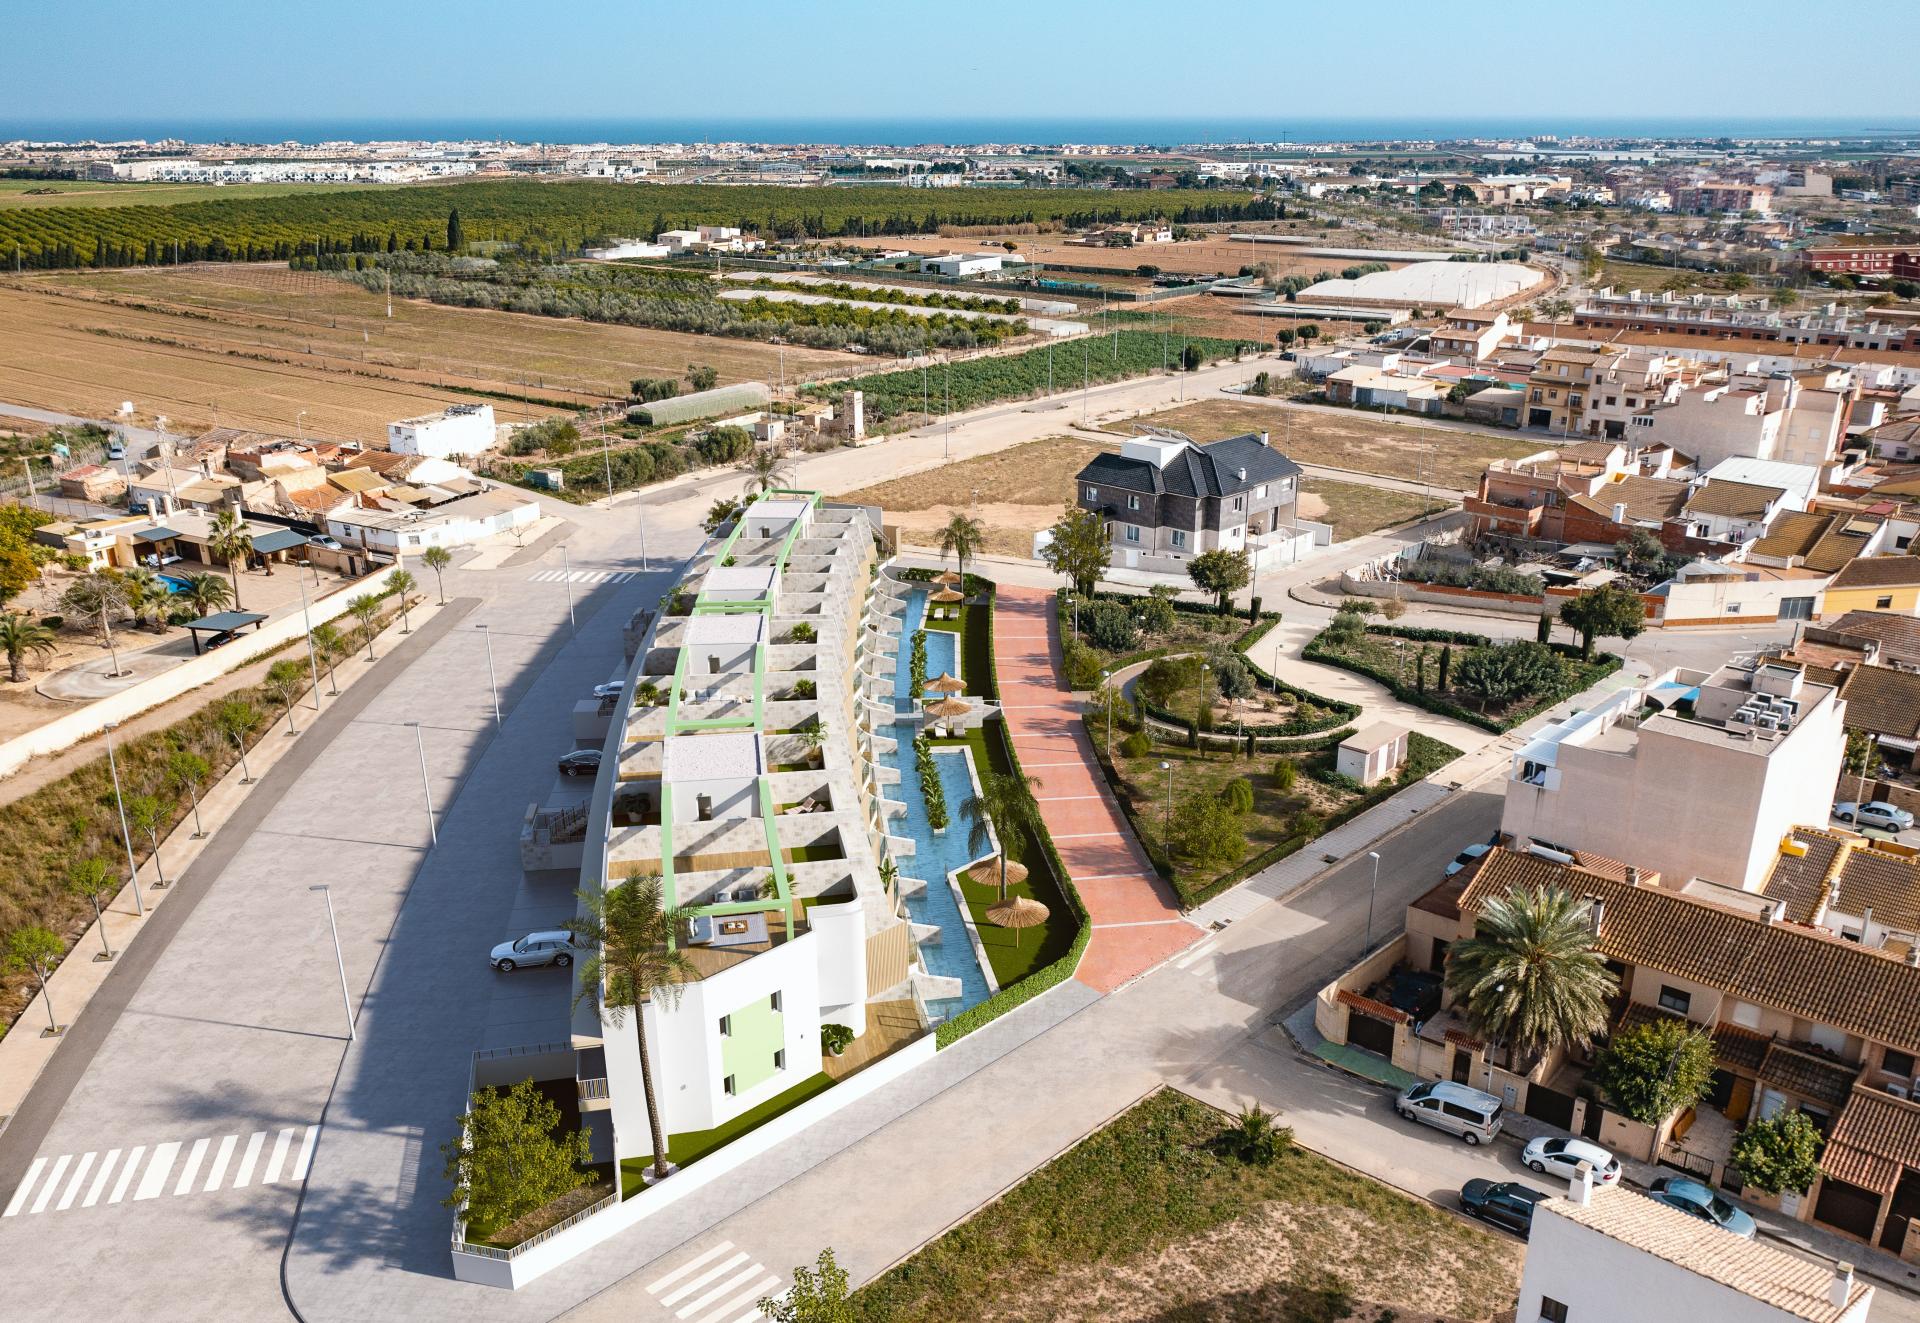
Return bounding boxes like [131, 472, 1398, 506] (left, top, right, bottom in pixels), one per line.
[886, 229, 1398, 281]
[836, 435, 1112, 558]
[0, 266, 860, 440]
[0, 176, 454, 211]
[1129, 398, 1538, 491]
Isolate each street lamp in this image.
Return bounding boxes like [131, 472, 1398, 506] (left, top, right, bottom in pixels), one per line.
[1160, 760, 1174, 845]
[477, 624, 500, 726]
[298, 573, 322, 712]
[1100, 669, 1112, 759]
[1363, 850, 1381, 956]
[405, 720, 438, 846]
[103, 722, 146, 916]
[308, 885, 355, 1042]
[1197, 662, 1211, 758]
[559, 544, 576, 629]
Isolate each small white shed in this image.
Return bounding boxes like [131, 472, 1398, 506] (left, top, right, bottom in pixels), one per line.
[1337, 722, 1409, 786]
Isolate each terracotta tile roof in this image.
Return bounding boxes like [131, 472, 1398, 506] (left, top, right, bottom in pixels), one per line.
[1683, 478, 1786, 520]
[1829, 556, 1920, 590]
[1543, 1186, 1873, 1321]
[1837, 665, 1920, 741]
[1803, 515, 1886, 574]
[1713, 1021, 1773, 1073]
[283, 487, 348, 514]
[1759, 1041, 1861, 1109]
[1748, 510, 1830, 562]
[1760, 828, 1920, 936]
[1822, 611, 1920, 667]
[1444, 1027, 1486, 1050]
[1336, 989, 1409, 1023]
[1823, 1085, 1920, 1194]
[1460, 849, 1920, 1052]
[1568, 474, 1691, 525]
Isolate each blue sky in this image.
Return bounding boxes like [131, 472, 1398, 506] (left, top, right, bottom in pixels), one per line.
[3, 0, 1917, 131]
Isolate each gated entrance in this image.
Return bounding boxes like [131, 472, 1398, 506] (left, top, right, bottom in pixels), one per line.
[1525, 1082, 1578, 1132]
[1814, 1177, 1883, 1243]
[1347, 1010, 1395, 1058]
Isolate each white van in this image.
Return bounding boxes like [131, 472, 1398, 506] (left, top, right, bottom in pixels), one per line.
[1396, 1080, 1504, 1145]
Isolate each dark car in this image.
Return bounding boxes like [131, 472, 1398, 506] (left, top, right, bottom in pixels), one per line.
[557, 749, 602, 777]
[1459, 1179, 1549, 1237]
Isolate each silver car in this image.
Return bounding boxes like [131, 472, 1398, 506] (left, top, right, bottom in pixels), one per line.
[490, 930, 576, 973]
[1396, 1081, 1504, 1145]
[1835, 800, 1915, 833]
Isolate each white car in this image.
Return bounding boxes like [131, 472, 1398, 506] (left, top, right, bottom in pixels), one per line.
[1521, 1135, 1622, 1185]
[1444, 843, 1492, 879]
[1835, 800, 1915, 833]
[490, 930, 576, 973]
[591, 681, 626, 699]
[308, 534, 344, 551]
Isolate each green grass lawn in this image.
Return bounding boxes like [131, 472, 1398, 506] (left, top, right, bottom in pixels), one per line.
[849, 1088, 1520, 1322]
[618, 1070, 838, 1195]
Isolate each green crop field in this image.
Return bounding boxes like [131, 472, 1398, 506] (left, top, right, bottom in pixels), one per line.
[0, 177, 437, 211]
[0, 177, 1277, 269]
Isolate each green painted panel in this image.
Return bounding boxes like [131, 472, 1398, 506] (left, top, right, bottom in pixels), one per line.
[720, 992, 787, 1095]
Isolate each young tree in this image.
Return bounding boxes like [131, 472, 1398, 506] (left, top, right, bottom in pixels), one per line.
[4, 926, 66, 1035]
[311, 622, 345, 694]
[125, 793, 171, 885]
[387, 570, 418, 633]
[1187, 548, 1252, 614]
[739, 447, 793, 496]
[0, 610, 56, 682]
[1039, 505, 1111, 597]
[1730, 1110, 1824, 1196]
[703, 497, 743, 535]
[265, 659, 307, 734]
[208, 508, 252, 608]
[1133, 585, 1177, 636]
[687, 364, 719, 392]
[1137, 655, 1197, 709]
[180, 571, 233, 618]
[421, 545, 453, 605]
[1446, 886, 1615, 1067]
[1559, 583, 1645, 661]
[938, 511, 984, 586]
[61, 570, 130, 663]
[963, 769, 1044, 902]
[445, 207, 465, 253]
[1222, 1103, 1292, 1165]
[758, 1247, 852, 1323]
[1590, 1017, 1716, 1126]
[347, 594, 382, 660]
[439, 1077, 594, 1238]
[66, 856, 118, 960]
[1170, 793, 1246, 871]
[1453, 640, 1566, 706]
[570, 876, 696, 1185]
[122, 566, 165, 630]
[167, 749, 211, 838]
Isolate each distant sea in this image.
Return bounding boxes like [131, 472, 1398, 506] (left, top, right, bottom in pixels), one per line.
[5, 116, 1918, 148]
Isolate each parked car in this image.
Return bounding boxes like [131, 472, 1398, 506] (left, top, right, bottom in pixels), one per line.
[204, 630, 238, 650]
[308, 534, 343, 551]
[106, 440, 126, 461]
[1834, 800, 1915, 833]
[1445, 843, 1492, 879]
[1395, 1081, 1504, 1145]
[490, 930, 576, 973]
[591, 681, 626, 699]
[1459, 1179, 1550, 1237]
[557, 748, 602, 777]
[1521, 1135, 1622, 1185]
[1649, 1177, 1757, 1238]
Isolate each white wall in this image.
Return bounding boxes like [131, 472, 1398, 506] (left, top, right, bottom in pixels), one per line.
[388, 405, 495, 458]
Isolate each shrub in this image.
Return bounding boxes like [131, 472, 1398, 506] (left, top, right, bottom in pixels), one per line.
[1061, 639, 1104, 690]
[1452, 640, 1568, 705]
[1272, 759, 1299, 793]
[1137, 655, 1197, 708]
[1222, 778, 1255, 814]
[1120, 730, 1152, 759]
[1730, 1110, 1824, 1196]
[1207, 648, 1255, 701]
[1220, 1103, 1292, 1165]
[1083, 599, 1139, 653]
[1591, 1018, 1715, 1125]
[1397, 558, 1545, 596]
[1170, 794, 1245, 871]
[819, 1023, 854, 1056]
[1131, 591, 1177, 637]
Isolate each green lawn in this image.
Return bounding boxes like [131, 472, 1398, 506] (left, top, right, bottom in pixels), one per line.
[849, 1088, 1521, 1322]
[619, 1070, 838, 1195]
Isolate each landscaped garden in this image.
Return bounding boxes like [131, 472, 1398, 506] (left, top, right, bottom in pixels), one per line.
[848, 1087, 1523, 1322]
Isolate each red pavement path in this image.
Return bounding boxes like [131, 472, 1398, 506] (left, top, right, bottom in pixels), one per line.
[993, 585, 1198, 992]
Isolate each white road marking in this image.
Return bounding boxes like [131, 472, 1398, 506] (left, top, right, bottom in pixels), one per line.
[677, 1266, 765, 1319]
[658, 1251, 749, 1307]
[1173, 937, 1219, 970]
[290, 1125, 319, 1180]
[530, 569, 634, 584]
[691, 1276, 780, 1323]
[202, 1136, 236, 1192]
[263, 1128, 295, 1184]
[4, 1157, 46, 1217]
[56, 1152, 96, 1211]
[30, 1155, 71, 1214]
[134, 1141, 180, 1200]
[108, 1146, 145, 1204]
[647, 1242, 736, 1295]
[233, 1131, 265, 1188]
[174, 1138, 210, 1195]
[83, 1150, 120, 1207]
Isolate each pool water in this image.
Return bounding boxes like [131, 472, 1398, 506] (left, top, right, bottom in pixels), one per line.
[893, 588, 959, 715]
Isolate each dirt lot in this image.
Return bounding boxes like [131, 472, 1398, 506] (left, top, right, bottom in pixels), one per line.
[836, 434, 1112, 559]
[885, 231, 1385, 281]
[1127, 398, 1538, 491]
[0, 265, 863, 441]
[1299, 477, 1436, 540]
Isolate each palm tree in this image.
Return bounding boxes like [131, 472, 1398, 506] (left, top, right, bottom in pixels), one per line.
[963, 769, 1045, 902]
[311, 621, 344, 695]
[938, 512, 984, 588]
[738, 446, 792, 497]
[0, 611, 56, 682]
[346, 594, 381, 660]
[570, 876, 696, 1185]
[1445, 885, 1616, 1069]
[122, 566, 164, 631]
[388, 570, 418, 633]
[180, 571, 233, 619]
[207, 508, 251, 608]
[421, 545, 452, 605]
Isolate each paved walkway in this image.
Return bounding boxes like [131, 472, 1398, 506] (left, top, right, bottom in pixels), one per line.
[991, 585, 1198, 991]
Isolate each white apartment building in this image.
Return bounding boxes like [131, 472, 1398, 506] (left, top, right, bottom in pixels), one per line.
[1634, 371, 1851, 472]
[387, 403, 495, 459]
[1520, 1178, 1874, 1323]
[1503, 659, 1847, 893]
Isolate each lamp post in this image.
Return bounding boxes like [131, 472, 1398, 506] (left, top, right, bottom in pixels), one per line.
[103, 722, 145, 916]
[477, 624, 500, 726]
[1100, 668, 1113, 760]
[1363, 850, 1381, 956]
[559, 545, 576, 629]
[298, 573, 322, 711]
[308, 885, 355, 1042]
[405, 720, 437, 846]
[1197, 662, 1210, 758]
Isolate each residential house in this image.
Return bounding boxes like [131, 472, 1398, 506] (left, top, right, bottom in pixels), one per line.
[1074, 431, 1301, 570]
[1427, 310, 1516, 365]
[1679, 478, 1796, 546]
[1820, 611, 1920, 670]
[1527, 346, 1627, 434]
[323, 486, 538, 555]
[1823, 558, 1920, 618]
[1746, 511, 1888, 576]
[57, 463, 126, 504]
[1323, 364, 1447, 413]
[127, 465, 242, 516]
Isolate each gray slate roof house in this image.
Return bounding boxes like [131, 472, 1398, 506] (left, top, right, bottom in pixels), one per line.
[1075, 429, 1302, 568]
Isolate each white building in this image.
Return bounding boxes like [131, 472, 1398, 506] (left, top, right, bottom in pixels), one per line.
[1520, 1177, 1873, 1323]
[920, 252, 1005, 278]
[323, 486, 537, 554]
[387, 403, 495, 460]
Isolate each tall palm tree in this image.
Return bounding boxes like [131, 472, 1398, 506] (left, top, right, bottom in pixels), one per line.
[207, 508, 251, 608]
[738, 447, 792, 497]
[938, 512, 984, 588]
[421, 545, 452, 605]
[1445, 885, 1616, 1069]
[963, 769, 1045, 902]
[570, 876, 696, 1185]
[0, 611, 56, 682]
[180, 571, 233, 619]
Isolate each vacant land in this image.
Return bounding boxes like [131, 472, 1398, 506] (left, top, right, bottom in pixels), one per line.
[851, 1089, 1520, 1323]
[1299, 477, 1437, 540]
[0, 266, 861, 440]
[1130, 398, 1538, 491]
[884, 232, 1383, 281]
[836, 435, 1110, 558]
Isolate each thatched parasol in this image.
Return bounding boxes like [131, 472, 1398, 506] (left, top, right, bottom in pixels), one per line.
[924, 672, 966, 694]
[924, 696, 972, 719]
[965, 856, 1030, 891]
[934, 570, 962, 585]
[985, 894, 1050, 951]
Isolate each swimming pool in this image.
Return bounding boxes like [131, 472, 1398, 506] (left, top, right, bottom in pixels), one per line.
[892, 588, 958, 715]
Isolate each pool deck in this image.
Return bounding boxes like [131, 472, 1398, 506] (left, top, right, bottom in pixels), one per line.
[991, 585, 1199, 993]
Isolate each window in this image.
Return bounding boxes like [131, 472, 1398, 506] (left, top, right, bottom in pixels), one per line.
[1084, 485, 1098, 502]
[1884, 1048, 1916, 1078]
[1540, 1300, 1570, 1323]
[1658, 985, 1692, 1014]
[718, 1014, 732, 1037]
[722, 1074, 736, 1096]
[1878, 596, 1895, 609]
[1125, 525, 1141, 543]
[769, 990, 782, 1012]
[773, 1049, 786, 1071]
[1232, 496, 1244, 511]
[1171, 530, 1187, 549]
[1255, 485, 1268, 499]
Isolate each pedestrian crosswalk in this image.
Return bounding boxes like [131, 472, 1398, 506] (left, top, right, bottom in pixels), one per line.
[527, 568, 636, 584]
[645, 1239, 783, 1323]
[3, 1125, 319, 1218]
